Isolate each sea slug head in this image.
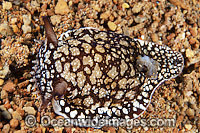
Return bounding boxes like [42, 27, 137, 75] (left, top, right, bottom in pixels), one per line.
[34, 16, 60, 110]
[135, 39, 184, 83]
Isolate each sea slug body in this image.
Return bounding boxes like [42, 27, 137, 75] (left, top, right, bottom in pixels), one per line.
[31, 16, 184, 126]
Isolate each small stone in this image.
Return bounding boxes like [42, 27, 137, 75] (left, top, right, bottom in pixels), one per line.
[22, 25, 31, 34]
[185, 124, 192, 130]
[122, 3, 130, 9]
[2, 110, 12, 120]
[4, 102, 11, 109]
[35, 127, 42, 133]
[0, 23, 13, 36]
[22, 14, 31, 25]
[3, 1, 12, 10]
[92, 4, 100, 12]
[186, 49, 195, 58]
[189, 27, 197, 37]
[176, 115, 184, 124]
[186, 108, 195, 117]
[167, 33, 175, 40]
[0, 63, 10, 78]
[0, 79, 4, 86]
[50, 15, 62, 25]
[10, 119, 19, 128]
[189, 38, 197, 45]
[132, 2, 144, 13]
[1, 90, 8, 99]
[0, 122, 3, 128]
[2, 124, 10, 133]
[47, 9, 55, 16]
[3, 81, 16, 93]
[16, 107, 25, 117]
[41, 3, 47, 12]
[55, 0, 70, 15]
[12, 111, 22, 120]
[151, 33, 158, 42]
[8, 108, 14, 114]
[108, 21, 117, 31]
[11, 25, 19, 33]
[14, 130, 26, 133]
[10, 18, 18, 24]
[23, 107, 36, 115]
[100, 11, 111, 19]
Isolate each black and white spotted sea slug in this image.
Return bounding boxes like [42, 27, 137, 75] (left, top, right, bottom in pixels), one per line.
[30, 16, 184, 125]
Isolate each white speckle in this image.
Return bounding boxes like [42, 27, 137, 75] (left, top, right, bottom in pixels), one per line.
[107, 109, 112, 116]
[133, 107, 137, 111]
[65, 107, 70, 113]
[60, 100, 65, 106]
[85, 110, 89, 114]
[137, 95, 142, 100]
[142, 92, 148, 98]
[55, 60, 62, 73]
[77, 112, 85, 119]
[125, 115, 129, 119]
[122, 108, 128, 114]
[112, 107, 117, 112]
[49, 43, 55, 49]
[139, 104, 146, 110]
[133, 113, 138, 118]
[45, 70, 50, 79]
[70, 110, 78, 118]
[143, 99, 149, 103]
[154, 47, 159, 52]
[133, 100, 140, 108]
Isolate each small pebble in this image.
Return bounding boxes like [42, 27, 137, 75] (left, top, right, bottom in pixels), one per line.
[186, 108, 195, 117]
[3, 81, 16, 93]
[2, 110, 12, 120]
[13, 130, 26, 133]
[167, 33, 175, 40]
[11, 25, 19, 33]
[22, 25, 31, 34]
[35, 127, 42, 133]
[47, 9, 55, 16]
[3, 1, 12, 10]
[0, 23, 13, 36]
[2, 124, 10, 133]
[100, 11, 110, 19]
[50, 15, 62, 25]
[151, 33, 158, 42]
[12, 111, 22, 121]
[16, 107, 25, 117]
[189, 38, 197, 45]
[108, 21, 117, 31]
[10, 18, 18, 24]
[0, 122, 3, 128]
[132, 2, 144, 13]
[186, 49, 195, 58]
[4, 102, 11, 109]
[1, 90, 8, 99]
[189, 27, 197, 37]
[10, 119, 19, 128]
[55, 0, 70, 15]
[122, 3, 130, 9]
[0, 79, 4, 86]
[22, 14, 31, 25]
[185, 124, 192, 130]
[23, 107, 36, 115]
